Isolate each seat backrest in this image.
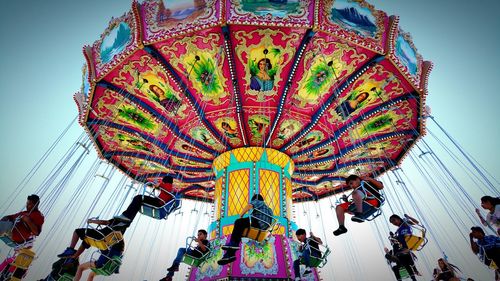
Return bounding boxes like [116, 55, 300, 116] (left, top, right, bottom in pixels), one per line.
[490, 260, 498, 270]
[0, 235, 18, 248]
[140, 198, 181, 220]
[0, 233, 35, 249]
[83, 231, 123, 251]
[57, 273, 75, 281]
[399, 267, 410, 279]
[347, 201, 381, 220]
[361, 181, 384, 203]
[12, 248, 36, 270]
[246, 227, 269, 242]
[249, 207, 277, 231]
[405, 235, 424, 251]
[91, 256, 122, 276]
[305, 238, 322, 258]
[301, 239, 331, 268]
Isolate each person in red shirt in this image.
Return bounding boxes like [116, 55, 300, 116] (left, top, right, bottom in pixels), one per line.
[0, 194, 44, 244]
[333, 175, 384, 236]
[114, 175, 175, 222]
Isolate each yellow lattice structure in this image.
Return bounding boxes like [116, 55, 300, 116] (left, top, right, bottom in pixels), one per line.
[213, 147, 293, 171]
[228, 169, 250, 216]
[259, 169, 280, 216]
[211, 147, 294, 237]
[214, 177, 223, 220]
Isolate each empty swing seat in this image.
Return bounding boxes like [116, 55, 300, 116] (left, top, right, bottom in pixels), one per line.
[91, 255, 122, 276]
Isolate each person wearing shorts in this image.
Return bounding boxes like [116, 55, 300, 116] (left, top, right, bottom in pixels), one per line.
[333, 175, 384, 236]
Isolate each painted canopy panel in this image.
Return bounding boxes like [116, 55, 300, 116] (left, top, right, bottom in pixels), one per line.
[139, 0, 222, 45]
[77, 0, 431, 203]
[317, 0, 389, 53]
[226, 0, 314, 27]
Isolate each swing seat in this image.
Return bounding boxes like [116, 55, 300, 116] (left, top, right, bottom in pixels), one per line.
[301, 254, 325, 268]
[490, 260, 498, 270]
[405, 235, 425, 251]
[299, 239, 331, 268]
[241, 227, 270, 242]
[83, 231, 123, 251]
[0, 235, 18, 248]
[57, 273, 75, 281]
[242, 208, 278, 242]
[5, 266, 27, 281]
[182, 251, 211, 267]
[347, 201, 382, 221]
[181, 236, 212, 267]
[91, 255, 122, 276]
[402, 222, 427, 251]
[399, 267, 410, 279]
[140, 198, 181, 220]
[12, 248, 36, 270]
[0, 234, 34, 248]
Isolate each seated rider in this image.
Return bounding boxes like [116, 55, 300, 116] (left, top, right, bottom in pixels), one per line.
[114, 175, 176, 222]
[73, 239, 124, 281]
[38, 257, 80, 281]
[160, 229, 210, 281]
[333, 175, 384, 236]
[389, 214, 420, 245]
[475, 196, 500, 236]
[433, 258, 460, 281]
[57, 218, 130, 260]
[293, 229, 322, 281]
[217, 194, 273, 265]
[469, 226, 500, 269]
[0, 194, 44, 244]
[385, 232, 418, 281]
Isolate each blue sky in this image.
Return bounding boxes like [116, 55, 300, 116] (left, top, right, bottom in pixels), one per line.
[0, 0, 499, 280]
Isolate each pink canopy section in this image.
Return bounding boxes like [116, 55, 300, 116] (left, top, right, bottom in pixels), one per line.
[74, 0, 432, 203]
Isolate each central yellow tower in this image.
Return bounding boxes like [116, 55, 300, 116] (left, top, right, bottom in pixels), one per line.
[210, 147, 294, 238]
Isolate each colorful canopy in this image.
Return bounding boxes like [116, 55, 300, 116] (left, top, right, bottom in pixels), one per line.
[75, 0, 432, 202]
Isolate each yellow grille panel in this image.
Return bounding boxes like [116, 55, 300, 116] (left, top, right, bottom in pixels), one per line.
[259, 169, 280, 216]
[285, 178, 292, 220]
[212, 147, 296, 235]
[267, 149, 290, 170]
[274, 225, 285, 235]
[215, 177, 223, 220]
[228, 169, 250, 216]
[213, 152, 230, 171]
[233, 147, 262, 162]
[213, 147, 293, 170]
[223, 225, 234, 236]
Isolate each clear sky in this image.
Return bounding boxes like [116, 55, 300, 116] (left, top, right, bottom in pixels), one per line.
[0, 1, 499, 281]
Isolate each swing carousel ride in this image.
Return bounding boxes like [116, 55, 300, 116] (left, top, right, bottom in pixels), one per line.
[73, 0, 432, 280]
